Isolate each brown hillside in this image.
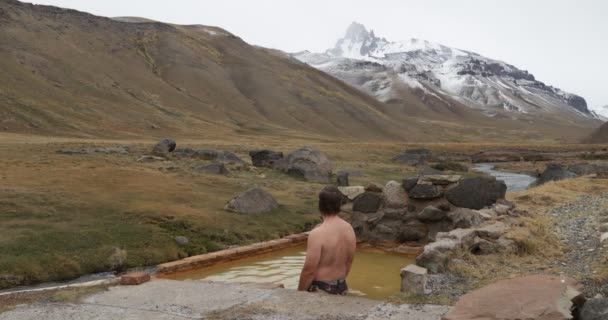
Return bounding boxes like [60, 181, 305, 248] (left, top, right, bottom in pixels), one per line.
[583, 121, 608, 143]
[0, 0, 600, 142]
[0, 0, 422, 140]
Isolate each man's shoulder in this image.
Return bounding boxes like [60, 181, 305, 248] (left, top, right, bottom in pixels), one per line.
[338, 218, 355, 230]
[308, 225, 324, 237]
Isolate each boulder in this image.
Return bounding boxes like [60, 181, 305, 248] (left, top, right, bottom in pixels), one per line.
[338, 186, 365, 201]
[400, 265, 428, 294]
[599, 224, 608, 233]
[151, 138, 176, 157]
[337, 172, 349, 187]
[448, 208, 484, 229]
[493, 204, 511, 216]
[174, 236, 189, 246]
[580, 298, 608, 320]
[536, 163, 577, 185]
[392, 148, 431, 166]
[398, 221, 429, 242]
[443, 275, 584, 320]
[469, 237, 499, 255]
[478, 208, 496, 220]
[417, 222, 508, 273]
[383, 180, 408, 208]
[224, 187, 279, 214]
[408, 184, 443, 200]
[365, 182, 384, 193]
[496, 198, 516, 209]
[217, 151, 246, 165]
[273, 146, 332, 183]
[249, 150, 284, 167]
[418, 205, 448, 222]
[402, 177, 419, 192]
[431, 162, 469, 172]
[415, 239, 456, 273]
[173, 147, 196, 157]
[196, 162, 229, 175]
[445, 177, 507, 210]
[352, 192, 382, 213]
[419, 175, 461, 185]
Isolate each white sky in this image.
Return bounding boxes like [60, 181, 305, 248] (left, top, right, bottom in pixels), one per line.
[31, 0, 608, 110]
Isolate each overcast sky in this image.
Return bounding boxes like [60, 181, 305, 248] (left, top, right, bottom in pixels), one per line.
[31, 0, 608, 110]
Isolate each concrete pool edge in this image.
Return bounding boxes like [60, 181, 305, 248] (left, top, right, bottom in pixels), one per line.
[156, 233, 310, 275]
[156, 233, 424, 277]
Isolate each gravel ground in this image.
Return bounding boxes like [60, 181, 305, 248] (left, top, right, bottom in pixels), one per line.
[426, 273, 469, 301]
[422, 192, 608, 303]
[0, 280, 451, 320]
[549, 193, 608, 297]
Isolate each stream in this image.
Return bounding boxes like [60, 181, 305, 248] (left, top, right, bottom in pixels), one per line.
[472, 163, 536, 192]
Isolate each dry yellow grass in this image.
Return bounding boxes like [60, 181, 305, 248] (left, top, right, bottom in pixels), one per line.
[443, 176, 608, 298]
[509, 176, 608, 212]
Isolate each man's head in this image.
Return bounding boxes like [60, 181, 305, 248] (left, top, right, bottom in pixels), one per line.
[318, 186, 343, 216]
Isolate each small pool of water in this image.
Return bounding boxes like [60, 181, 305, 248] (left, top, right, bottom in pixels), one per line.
[473, 163, 536, 192]
[165, 245, 414, 300]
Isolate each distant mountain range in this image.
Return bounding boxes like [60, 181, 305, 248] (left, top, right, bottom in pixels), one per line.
[294, 22, 601, 131]
[0, 3, 601, 141]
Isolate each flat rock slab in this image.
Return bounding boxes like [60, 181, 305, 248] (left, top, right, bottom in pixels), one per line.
[0, 280, 451, 320]
[443, 274, 582, 320]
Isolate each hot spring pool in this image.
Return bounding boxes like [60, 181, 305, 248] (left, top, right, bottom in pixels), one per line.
[165, 245, 415, 300]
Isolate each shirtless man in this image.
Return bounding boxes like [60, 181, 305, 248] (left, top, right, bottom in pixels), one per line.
[298, 186, 356, 295]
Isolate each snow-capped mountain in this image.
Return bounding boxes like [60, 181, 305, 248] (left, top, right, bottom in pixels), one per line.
[294, 22, 594, 120]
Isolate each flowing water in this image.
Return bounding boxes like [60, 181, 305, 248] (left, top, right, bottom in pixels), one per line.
[166, 245, 415, 300]
[472, 163, 536, 192]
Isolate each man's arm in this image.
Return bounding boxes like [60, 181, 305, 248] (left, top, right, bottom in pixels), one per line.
[298, 230, 322, 291]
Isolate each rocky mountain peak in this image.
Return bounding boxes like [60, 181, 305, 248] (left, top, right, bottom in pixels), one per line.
[295, 22, 597, 122]
[327, 22, 382, 58]
[343, 22, 371, 42]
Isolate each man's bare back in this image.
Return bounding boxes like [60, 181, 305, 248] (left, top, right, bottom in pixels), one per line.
[297, 215, 356, 293]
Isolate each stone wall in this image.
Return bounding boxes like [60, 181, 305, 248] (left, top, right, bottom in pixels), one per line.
[343, 175, 507, 244]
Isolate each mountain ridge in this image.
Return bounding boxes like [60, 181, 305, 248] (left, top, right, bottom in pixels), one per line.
[294, 22, 599, 128]
[0, 4, 600, 142]
[0, 2, 429, 141]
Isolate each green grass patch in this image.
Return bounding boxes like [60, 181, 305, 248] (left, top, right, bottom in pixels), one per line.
[0, 182, 320, 289]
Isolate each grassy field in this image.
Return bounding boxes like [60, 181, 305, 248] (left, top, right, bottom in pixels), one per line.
[0, 134, 425, 289]
[2, 133, 607, 289]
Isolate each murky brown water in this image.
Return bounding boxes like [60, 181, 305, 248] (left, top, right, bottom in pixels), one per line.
[166, 245, 415, 300]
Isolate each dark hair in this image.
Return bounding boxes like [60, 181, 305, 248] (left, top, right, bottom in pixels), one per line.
[318, 186, 343, 215]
